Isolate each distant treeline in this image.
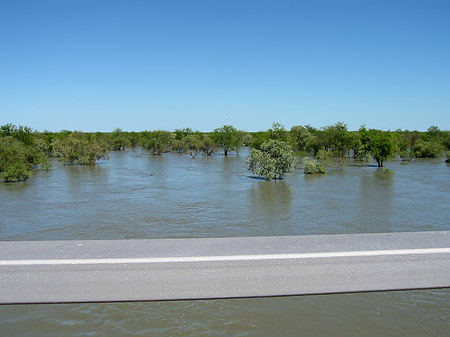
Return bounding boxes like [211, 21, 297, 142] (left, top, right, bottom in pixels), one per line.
[1, 122, 449, 182]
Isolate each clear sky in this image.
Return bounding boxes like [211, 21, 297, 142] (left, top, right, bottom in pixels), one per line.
[1, 0, 449, 132]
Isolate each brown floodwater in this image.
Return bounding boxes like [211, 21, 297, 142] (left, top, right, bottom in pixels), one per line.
[0, 148, 449, 336]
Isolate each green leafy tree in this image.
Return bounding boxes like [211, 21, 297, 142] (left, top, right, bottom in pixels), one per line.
[290, 125, 314, 152]
[427, 125, 441, 138]
[303, 125, 323, 156]
[110, 128, 130, 150]
[200, 134, 215, 156]
[0, 136, 33, 181]
[174, 128, 193, 140]
[248, 131, 270, 150]
[0, 124, 34, 146]
[0, 124, 50, 181]
[442, 131, 450, 150]
[247, 140, 294, 180]
[184, 133, 202, 158]
[127, 131, 140, 147]
[359, 127, 395, 167]
[172, 128, 193, 153]
[52, 132, 109, 165]
[142, 130, 173, 155]
[268, 122, 289, 142]
[413, 140, 445, 158]
[349, 132, 363, 159]
[322, 122, 352, 158]
[171, 139, 187, 153]
[211, 125, 243, 156]
[239, 131, 252, 146]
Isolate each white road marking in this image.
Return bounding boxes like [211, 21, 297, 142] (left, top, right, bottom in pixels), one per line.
[1, 248, 449, 266]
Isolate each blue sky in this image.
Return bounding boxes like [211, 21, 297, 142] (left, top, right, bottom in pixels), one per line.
[1, 0, 449, 132]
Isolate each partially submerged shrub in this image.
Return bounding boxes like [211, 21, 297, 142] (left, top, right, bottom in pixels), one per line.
[39, 157, 52, 171]
[247, 140, 294, 181]
[413, 141, 445, 158]
[399, 150, 415, 161]
[304, 160, 325, 174]
[316, 149, 332, 161]
[52, 132, 109, 165]
[0, 136, 34, 182]
[1, 162, 32, 182]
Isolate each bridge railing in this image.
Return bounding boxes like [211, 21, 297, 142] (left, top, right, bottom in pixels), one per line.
[1, 231, 449, 304]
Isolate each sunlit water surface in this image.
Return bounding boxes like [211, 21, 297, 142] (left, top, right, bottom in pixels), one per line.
[1, 149, 449, 336]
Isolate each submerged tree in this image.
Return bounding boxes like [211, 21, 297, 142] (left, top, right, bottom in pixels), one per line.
[184, 133, 202, 158]
[268, 122, 289, 142]
[303, 159, 325, 174]
[322, 122, 352, 158]
[247, 140, 294, 181]
[52, 132, 109, 165]
[413, 140, 445, 158]
[110, 128, 130, 150]
[200, 134, 215, 156]
[0, 136, 33, 181]
[290, 125, 315, 152]
[211, 125, 243, 156]
[359, 127, 395, 167]
[0, 124, 49, 182]
[142, 130, 173, 155]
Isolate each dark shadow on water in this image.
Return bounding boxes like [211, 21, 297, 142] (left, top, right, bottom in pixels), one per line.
[2, 180, 33, 192]
[348, 164, 378, 168]
[245, 176, 285, 181]
[214, 152, 240, 157]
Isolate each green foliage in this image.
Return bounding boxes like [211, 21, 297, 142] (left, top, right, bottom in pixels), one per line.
[52, 132, 109, 165]
[248, 131, 270, 150]
[171, 139, 187, 153]
[174, 128, 193, 140]
[303, 159, 325, 174]
[406, 131, 420, 151]
[142, 130, 173, 155]
[290, 125, 315, 152]
[322, 122, 352, 157]
[0, 136, 33, 181]
[200, 134, 215, 156]
[316, 149, 332, 161]
[39, 159, 52, 171]
[247, 140, 294, 181]
[442, 131, 450, 150]
[240, 131, 252, 146]
[1, 123, 448, 183]
[211, 125, 243, 156]
[359, 127, 395, 167]
[268, 122, 289, 142]
[427, 125, 441, 138]
[172, 131, 215, 157]
[184, 134, 202, 158]
[399, 150, 415, 161]
[110, 128, 130, 150]
[171, 128, 192, 153]
[413, 140, 445, 158]
[127, 131, 140, 147]
[0, 124, 34, 146]
[2, 162, 32, 182]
